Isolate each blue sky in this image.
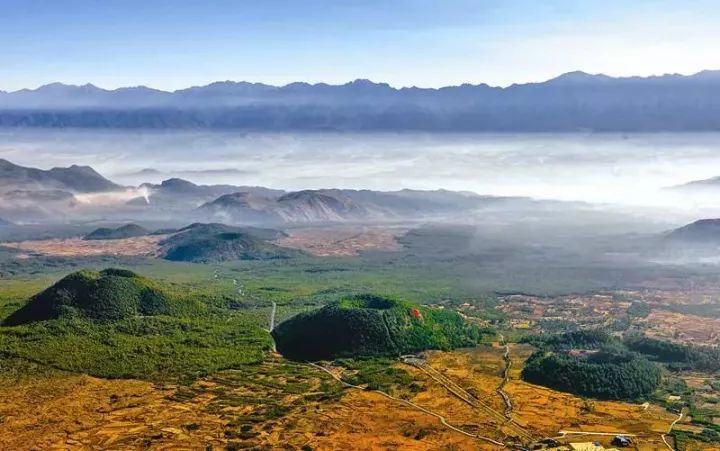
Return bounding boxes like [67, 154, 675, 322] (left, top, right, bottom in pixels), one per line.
[1, 0, 719, 90]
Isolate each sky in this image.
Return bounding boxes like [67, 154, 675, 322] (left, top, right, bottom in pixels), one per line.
[1, 0, 720, 91]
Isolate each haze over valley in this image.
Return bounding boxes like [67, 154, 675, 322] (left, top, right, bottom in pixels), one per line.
[3, 1, 720, 449]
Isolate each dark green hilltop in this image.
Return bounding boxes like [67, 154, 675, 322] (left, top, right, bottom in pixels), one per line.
[159, 223, 300, 263]
[3, 268, 199, 325]
[520, 330, 662, 401]
[271, 294, 484, 361]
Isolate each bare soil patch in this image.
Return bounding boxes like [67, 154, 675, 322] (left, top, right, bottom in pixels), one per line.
[276, 226, 407, 256]
[1, 235, 169, 258]
[640, 310, 720, 346]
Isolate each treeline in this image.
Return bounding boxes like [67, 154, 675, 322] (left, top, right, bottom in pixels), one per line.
[624, 335, 720, 372]
[522, 350, 662, 401]
[520, 329, 619, 351]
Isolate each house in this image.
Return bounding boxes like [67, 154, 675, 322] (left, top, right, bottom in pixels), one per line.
[611, 436, 632, 447]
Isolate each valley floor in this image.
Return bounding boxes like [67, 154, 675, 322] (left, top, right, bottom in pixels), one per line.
[0, 347, 681, 451]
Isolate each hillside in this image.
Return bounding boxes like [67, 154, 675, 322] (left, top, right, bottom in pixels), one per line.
[522, 350, 661, 401]
[3, 71, 720, 131]
[130, 178, 284, 208]
[199, 190, 378, 224]
[83, 223, 149, 240]
[3, 268, 197, 325]
[667, 218, 720, 242]
[271, 294, 483, 360]
[199, 188, 493, 224]
[159, 223, 298, 263]
[0, 158, 121, 193]
[521, 331, 662, 401]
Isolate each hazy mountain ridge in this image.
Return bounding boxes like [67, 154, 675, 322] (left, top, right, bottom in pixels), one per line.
[3, 71, 720, 130]
[0, 158, 514, 225]
[667, 218, 720, 242]
[669, 175, 720, 191]
[0, 159, 121, 193]
[198, 188, 498, 224]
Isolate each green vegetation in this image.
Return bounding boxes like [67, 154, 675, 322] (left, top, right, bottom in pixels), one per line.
[3, 268, 200, 325]
[0, 267, 273, 381]
[0, 315, 270, 381]
[624, 335, 720, 372]
[160, 223, 300, 263]
[672, 399, 720, 449]
[337, 357, 423, 398]
[272, 294, 483, 360]
[521, 330, 661, 401]
[523, 331, 720, 404]
[522, 350, 661, 401]
[83, 223, 149, 240]
[520, 329, 619, 351]
[627, 301, 652, 318]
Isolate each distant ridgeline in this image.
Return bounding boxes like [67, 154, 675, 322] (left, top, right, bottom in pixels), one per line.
[3, 268, 199, 325]
[3, 71, 720, 131]
[271, 294, 485, 360]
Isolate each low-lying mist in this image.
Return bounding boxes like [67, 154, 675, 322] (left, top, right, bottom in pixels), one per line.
[3, 129, 720, 221]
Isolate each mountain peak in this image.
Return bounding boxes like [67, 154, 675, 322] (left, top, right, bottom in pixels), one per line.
[547, 71, 613, 84]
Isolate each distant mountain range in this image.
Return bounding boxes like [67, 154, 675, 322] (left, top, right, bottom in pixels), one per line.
[198, 188, 495, 224]
[0, 158, 516, 225]
[0, 159, 120, 193]
[668, 175, 720, 192]
[2, 71, 720, 131]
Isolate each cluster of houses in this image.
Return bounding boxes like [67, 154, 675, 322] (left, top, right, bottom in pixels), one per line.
[533, 436, 632, 451]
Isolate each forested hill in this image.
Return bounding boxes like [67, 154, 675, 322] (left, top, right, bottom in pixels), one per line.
[3, 71, 720, 131]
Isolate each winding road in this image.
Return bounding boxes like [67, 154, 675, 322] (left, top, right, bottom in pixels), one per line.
[497, 334, 514, 419]
[661, 411, 683, 451]
[308, 362, 507, 447]
[402, 356, 533, 442]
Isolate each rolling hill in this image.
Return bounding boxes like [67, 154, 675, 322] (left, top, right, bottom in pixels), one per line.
[271, 294, 483, 360]
[158, 223, 298, 263]
[521, 331, 662, 401]
[83, 223, 149, 240]
[3, 268, 198, 325]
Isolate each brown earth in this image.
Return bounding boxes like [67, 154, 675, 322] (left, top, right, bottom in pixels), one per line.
[0, 235, 169, 258]
[275, 226, 406, 256]
[410, 346, 677, 450]
[0, 348, 679, 451]
[0, 359, 478, 451]
[640, 310, 720, 346]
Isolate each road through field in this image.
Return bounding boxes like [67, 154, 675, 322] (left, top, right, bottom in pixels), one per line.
[402, 356, 533, 442]
[661, 411, 683, 451]
[497, 334, 513, 419]
[307, 362, 507, 447]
